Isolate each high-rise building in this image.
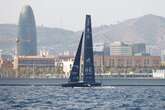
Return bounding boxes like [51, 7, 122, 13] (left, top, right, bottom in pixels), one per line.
[93, 43, 104, 55]
[110, 41, 132, 56]
[17, 5, 37, 56]
[93, 43, 110, 56]
[132, 43, 146, 56]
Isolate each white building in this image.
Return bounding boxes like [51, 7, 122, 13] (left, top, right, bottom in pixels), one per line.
[110, 41, 132, 56]
[93, 43, 104, 52]
[57, 55, 75, 77]
[93, 43, 110, 56]
[61, 58, 74, 78]
[153, 69, 165, 79]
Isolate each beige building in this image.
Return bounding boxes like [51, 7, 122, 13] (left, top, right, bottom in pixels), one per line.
[0, 55, 14, 78]
[12, 54, 161, 78]
[94, 55, 161, 73]
[55, 55, 161, 76]
[13, 56, 57, 78]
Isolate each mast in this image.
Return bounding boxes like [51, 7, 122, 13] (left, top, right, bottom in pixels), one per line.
[83, 15, 95, 83]
[69, 32, 84, 82]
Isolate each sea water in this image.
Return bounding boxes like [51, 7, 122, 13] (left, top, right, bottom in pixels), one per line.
[0, 86, 165, 110]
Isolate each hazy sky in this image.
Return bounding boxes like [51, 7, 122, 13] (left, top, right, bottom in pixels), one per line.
[0, 0, 165, 31]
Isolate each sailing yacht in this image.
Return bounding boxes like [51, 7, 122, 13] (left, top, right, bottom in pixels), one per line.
[62, 15, 101, 87]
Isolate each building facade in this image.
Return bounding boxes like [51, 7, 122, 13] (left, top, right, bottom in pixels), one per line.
[0, 55, 14, 78]
[94, 55, 161, 73]
[93, 43, 110, 56]
[110, 41, 132, 56]
[0, 54, 13, 69]
[13, 56, 56, 78]
[56, 55, 74, 77]
[153, 69, 165, 78]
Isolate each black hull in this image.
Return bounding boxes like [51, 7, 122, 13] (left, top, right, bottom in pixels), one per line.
[62, 82, 101, 87]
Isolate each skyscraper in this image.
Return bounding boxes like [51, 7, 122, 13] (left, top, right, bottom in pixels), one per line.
[17, 5, 37, 56]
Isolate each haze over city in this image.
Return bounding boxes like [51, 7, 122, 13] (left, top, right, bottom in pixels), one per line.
[1, 1, 165, 109]
[0, 0, 165, 30]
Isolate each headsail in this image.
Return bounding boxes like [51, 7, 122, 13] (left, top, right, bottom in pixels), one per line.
[69, 32, 84, 82]
[83, 15, 95, 83]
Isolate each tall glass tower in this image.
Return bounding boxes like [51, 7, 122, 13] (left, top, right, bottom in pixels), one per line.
[17, 5, 37, 56]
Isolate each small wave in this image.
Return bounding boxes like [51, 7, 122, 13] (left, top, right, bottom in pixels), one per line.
[0, 86, 165, 110]
[97, 86, 116, 89]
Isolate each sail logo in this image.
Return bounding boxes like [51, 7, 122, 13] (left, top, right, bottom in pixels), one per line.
[86, 58, 91, 64]
[85, 67, 93, 75]
[86, 35, 90, 39]
[87, 27, 91, 33]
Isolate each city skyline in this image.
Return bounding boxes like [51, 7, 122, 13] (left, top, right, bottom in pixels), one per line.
[0, 0, 165, 30]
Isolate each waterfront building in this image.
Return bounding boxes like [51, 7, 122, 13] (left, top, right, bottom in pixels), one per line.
[94, 55, 161, 74]
[56, 55, 74, 77]
[110, 41, 132, 56]
[12, 55, 75, 78]
[13, 56, 56, 78]
[17, 5, 37, 56]
[61, 58, 74, 78]
[11, 54, 159, 78]
[0, 54, 14, 78]
[0, 54, 13, 69]
[56, 55, 160, 75]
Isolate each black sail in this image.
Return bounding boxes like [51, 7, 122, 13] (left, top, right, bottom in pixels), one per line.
[69, 32, 84, 82]
[61, 15, 101, 87]
[83, 15, 95, 83]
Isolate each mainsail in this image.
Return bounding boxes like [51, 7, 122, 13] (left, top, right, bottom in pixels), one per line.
[69, 32, 84, 82]
[83, 15, 95, 83]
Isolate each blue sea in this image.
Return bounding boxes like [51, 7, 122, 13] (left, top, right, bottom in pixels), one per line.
[0, 86, 165, 110]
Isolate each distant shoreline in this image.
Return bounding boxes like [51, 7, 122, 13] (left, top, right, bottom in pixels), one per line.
[0, 78, 165, 86]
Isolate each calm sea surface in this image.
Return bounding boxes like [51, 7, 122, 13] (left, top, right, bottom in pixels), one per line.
[0, 86, 165, 110]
